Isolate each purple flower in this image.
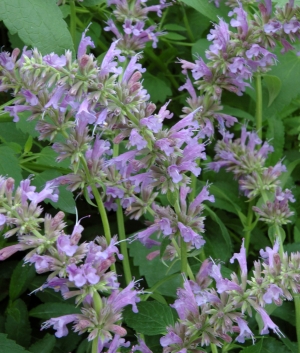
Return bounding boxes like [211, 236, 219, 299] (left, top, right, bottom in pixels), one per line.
[260, 241, 279, 268]
[28, 254, 55, 273]
[57, 235, 78, 256]
[256, 307, 283, 336]
[0, 244, 27, 260]
[26, 181, 59, 204]
[235, 317, 255, 343]
[43, 53, 67, 68]
[0, 51, 15, 70]
[5, 105, 31, 122]
[99, 41, 125, 78]
[42, 314, 79, 338]
[75, 99, 96, 124]
[230, 239, 247, 279]
[177, 222, 205, 249]
[45, 277, 69, 294]
[21, 89, 39, 106]
[77, 27, 95, 59]
[263, 284, 284, 304]
[129, 129, 147, 150]
[229, 5, 248, 38]
[108, 281, 140, 313]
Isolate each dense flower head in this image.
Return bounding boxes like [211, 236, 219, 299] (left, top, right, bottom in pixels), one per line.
[134, 184, 214, 252]
[253, 187, 295, 225]
[161, 240, 300, 350]
[208, 127, 286, 198]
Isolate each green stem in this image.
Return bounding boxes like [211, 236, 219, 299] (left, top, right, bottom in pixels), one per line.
[182, 6, 195, 42]
[255, 74, 263, 139]
[0, 98, 19, 110]
[80, 156, 115, 272]
[211, 343, 218, 353]
[113, 143, 132, 286]
[92, 337, 98, 353]
[106, 93, 140, 125]
[70, 0, 77, 45]
[116, 201, 132, 285]
[274, 224, 284, 258]
[181, 240, 188, 275]
[294, 295, 300, 353]
[244, 199, 255, 256]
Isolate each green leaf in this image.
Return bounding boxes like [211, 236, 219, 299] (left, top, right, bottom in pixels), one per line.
[167, 190, 177, 208]
[29, 303, 81, 320]
[222, 105, 255, 121]
[123, 301, 174, 335]
[262, 337, 289, 353]
[179, 0, 228, 21]
[128, 240, 181, 297]
[0, 146, 23, 186]
[271, 301, 295, 326]
[81, 0, 106, 6]
[192, 38, 210, 59]
[204, 205, 232, 255]
[143, 73, 172, 103]
[162, 32, 187, 41]
[266, 116, 285, 166]
[280, 336, 298, 353]
[263, 50, 300, 120]
[163, 24, 186, 31]
[5, 299, 31, 347]
[9, 261, 36, 301]
[36, 146, 70, 170]
[32, 170, 76, 214]
[263, 75, 282, 107]
[0, 0, 74, 55]
[240, 339, 263, 353]
[0, 333, 31, 353]
[29, 334, 56, 353]
[0, 122, 28, 147]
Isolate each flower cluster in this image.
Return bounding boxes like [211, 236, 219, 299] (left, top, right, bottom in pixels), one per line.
[104, 0, 170, 54]
[178, 2, 282, 136]
[159, 240, 300, 350]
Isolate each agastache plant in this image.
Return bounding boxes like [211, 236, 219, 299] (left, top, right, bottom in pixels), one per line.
[0, 0, 300, 352]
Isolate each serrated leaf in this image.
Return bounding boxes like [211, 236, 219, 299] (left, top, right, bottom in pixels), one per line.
[128, 240, 181, 297]
[0, 146, 23, 186]
[9, 261, 36, 301]
[123, 301, 174, 335]
[266, 116, 285, 166]
[29, 303, 81, 319]
[163, 32, 186, 41]
[32, 170, 76, 214]
[5, 299, 31, 347]
[263, 75, 282, 107]
[29, 334, 56, 353]
[0, 0, 74, 55]
[240, 339, 263, 353]
[179, 0, 228, 21]
[142, 73, 172, 103]
[0, 333, 31, 353]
